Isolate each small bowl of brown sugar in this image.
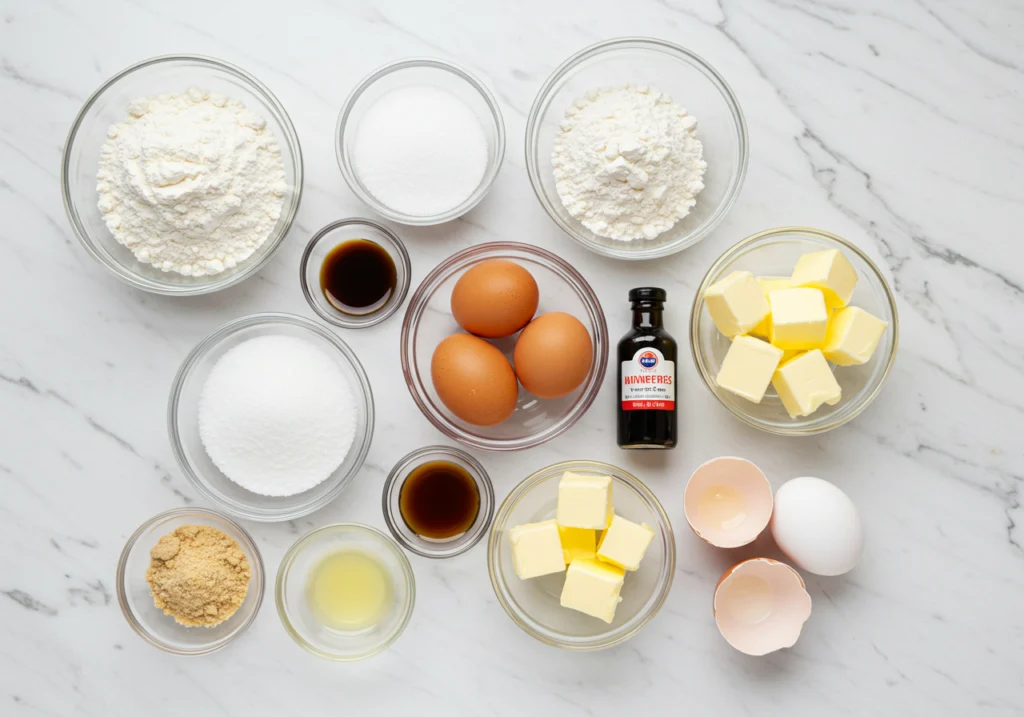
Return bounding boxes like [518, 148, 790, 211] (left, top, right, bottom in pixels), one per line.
[117, 507, 264, 655]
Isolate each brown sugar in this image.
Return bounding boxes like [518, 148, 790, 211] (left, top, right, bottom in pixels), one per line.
[145, 524, 251, 627]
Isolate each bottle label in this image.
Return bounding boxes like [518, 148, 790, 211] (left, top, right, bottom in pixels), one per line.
[621, 347, 675, 410]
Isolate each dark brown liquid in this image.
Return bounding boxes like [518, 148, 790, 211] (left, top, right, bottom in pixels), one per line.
[320, 239, 396, 315]
[399, 461, 480, 540]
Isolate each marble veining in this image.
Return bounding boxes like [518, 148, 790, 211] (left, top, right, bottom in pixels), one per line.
[0, 0, 1022, 715]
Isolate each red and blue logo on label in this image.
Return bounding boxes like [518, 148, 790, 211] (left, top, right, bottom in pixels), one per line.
[638, 351, 659, 370]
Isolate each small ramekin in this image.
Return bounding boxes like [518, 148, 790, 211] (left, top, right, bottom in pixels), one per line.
[691, 227, 899, 435]
[336, 57, 505, 225]
[382, 445, 494, 558]
[116, 507, 264, 655]
[299, 218, 412, 329]
[276, 524, 415, 662]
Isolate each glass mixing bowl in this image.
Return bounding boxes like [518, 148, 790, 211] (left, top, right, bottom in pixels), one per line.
[526, 37, 747, 260]
[488, 460, 676, 650]
[690, 227, 899, 435]
[400, 242, 608, 451]
[336, 58, 505, 225]
[116, 507, 264, 655]
[61, 55, 303, 295]
[168, 313, 374, 521]
[276, 524, 415, 662]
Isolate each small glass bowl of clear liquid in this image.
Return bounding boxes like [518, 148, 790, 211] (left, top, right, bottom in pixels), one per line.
[275, 523, 415, 661]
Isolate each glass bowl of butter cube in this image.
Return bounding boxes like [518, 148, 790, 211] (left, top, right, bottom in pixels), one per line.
[487, 460, 675, 650]
[690, 226, 899, 435]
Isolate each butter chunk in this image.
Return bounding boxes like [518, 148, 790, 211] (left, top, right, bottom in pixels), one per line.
[704, 271, 770, 338]
[790, 249, 858, 309]
[558, 526, 596, 564]
[559, 558, 625, 623]
[557, 472, 613, 530]
[823, 306, 888, 366]
[597, 515, 655, 571]
[749, 277, 792, 339]
[508, 520, 566, 580]
[769, 288, 829, 350]
[771, 349, 842, 418]
[716, 335, 785, 404]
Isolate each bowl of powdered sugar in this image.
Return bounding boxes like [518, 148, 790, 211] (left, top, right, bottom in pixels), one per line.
[526, 38, 748, 260]
[169, 314, 374, 522]
[61, 55, 303, 294]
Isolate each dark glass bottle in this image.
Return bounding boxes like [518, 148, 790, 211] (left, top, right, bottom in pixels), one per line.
[617, 287, 677, 449]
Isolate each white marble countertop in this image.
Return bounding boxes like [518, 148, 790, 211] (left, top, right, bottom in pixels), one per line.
[2, 0, 1022, 714]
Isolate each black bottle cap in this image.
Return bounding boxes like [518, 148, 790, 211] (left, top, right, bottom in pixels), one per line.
[629, 287, 667, 302]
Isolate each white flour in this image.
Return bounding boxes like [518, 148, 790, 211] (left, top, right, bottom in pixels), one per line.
[552, 85, 706, 241]
[96, 87, 287, 276]
[198, 335, 357, 497]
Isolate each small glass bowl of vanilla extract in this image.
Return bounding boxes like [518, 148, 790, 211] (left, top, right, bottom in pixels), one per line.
[383, 446, 495, 559]
[300, 218, 411, 329]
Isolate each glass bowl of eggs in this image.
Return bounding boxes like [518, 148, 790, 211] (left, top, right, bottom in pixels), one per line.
[400, 242, 609, 451]
[691, 227, 899, 435]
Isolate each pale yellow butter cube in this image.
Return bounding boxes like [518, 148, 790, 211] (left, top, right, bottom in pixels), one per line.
[557, 472, 613, 529]
[716, 335, 785, 404]
[790, 249, 858, 309]
[749, 277, 792, 339]
[558, 526, 596, 564]
[771, 349, 842, 418]
[704, 271, 770, 338]
[559, 558, 625, 623]
[823, 306, 888, 366]
[597, 514, 655, 571]
[769, 288, 829, 350]
[508, 520, 566, 579]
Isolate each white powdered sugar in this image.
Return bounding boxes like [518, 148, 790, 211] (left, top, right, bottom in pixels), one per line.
[552, 84, 707, 241]
[198, 335, 357, 497]
[96, 87, 287, 276]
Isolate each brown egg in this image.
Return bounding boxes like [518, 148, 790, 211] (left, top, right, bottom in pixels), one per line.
[431, 334, 519, 426]
[513, 312, 593, 399]
[450, 260, 539, 338]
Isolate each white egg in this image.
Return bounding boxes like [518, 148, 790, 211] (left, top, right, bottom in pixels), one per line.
[770, 476, 863, 576]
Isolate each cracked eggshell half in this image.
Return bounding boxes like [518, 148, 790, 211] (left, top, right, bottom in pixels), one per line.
[683, 457, 773, 548]
[770, 476, 863, 576]
[713, 558, 812, 656]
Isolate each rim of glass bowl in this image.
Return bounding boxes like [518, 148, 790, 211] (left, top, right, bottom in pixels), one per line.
[275, 523, 416, 662]
[399, 242, 609, 451]
[689, 226, 900, 435]
[298, 217, 413, 329]
[486, 460, 676, 651]
[335, 57, 506, 226]
[60, 54, 304, 296]
[525, 36, 749, 260]
[116, 507, 265, 656]
[381, 445, 495, 559]
[167, 313, 375, 521]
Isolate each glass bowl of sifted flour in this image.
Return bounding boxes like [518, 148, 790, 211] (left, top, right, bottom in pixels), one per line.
[526, 38, 748, 260]
[61, 55, 303, 295]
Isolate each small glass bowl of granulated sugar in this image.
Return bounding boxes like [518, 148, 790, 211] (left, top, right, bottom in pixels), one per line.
[336, 58, 505, 225]
[117, 507, 265, 655]
[168, 313, 375, 522]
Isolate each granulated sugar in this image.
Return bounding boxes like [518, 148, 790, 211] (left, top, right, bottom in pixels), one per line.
[198, 335, 357, 496]
[352, 85, 488, 216]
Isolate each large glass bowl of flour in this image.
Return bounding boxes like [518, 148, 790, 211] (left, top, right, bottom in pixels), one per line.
[526, 38, 748, 260]
[169, 314, 374, 522]
[61, 55, 303, 295]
